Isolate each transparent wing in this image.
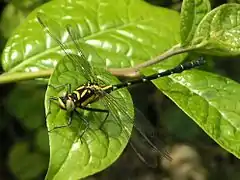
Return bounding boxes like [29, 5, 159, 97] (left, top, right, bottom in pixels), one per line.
[37, 12, 95, 82]
[65, 24, 87, 61]
[101, 92, 171, 167]
[130, 109, 171, 167]
[65, 24, 98, 81]
[100, 93, 133, 141]
[65, 23, 110, 84]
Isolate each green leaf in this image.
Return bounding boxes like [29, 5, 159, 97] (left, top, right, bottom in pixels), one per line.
[0, 3, 26, 38]
[45, 43, 134, 179]
[6, 83, 45, 130]
[35, 127, 50, 153]
[180, 0, 211, 46]
[11, 0, 47, 11]
[191, 3, 240, 56]
[8, 141, 48, 180]
[149, 69, 240, 159]
[2, 0, 182, 74]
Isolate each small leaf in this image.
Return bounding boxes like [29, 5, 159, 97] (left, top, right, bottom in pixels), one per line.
[8, 141, 48, 180]
[6, 83, 45, 130]
[2, 0, 181, 74]
[180, 0, 211, 46]
[35, 127, 49, 153]
[150, 69, 240, 159]
[191, 3, 240, 56]
[0, 3, 26, 38]
[45, 44, 134, 179]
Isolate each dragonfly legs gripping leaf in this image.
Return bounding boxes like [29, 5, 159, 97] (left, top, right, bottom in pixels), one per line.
[47, 96, 58, 117]
[80, 106, 110, 133]
[73, 110, 89, 139]
[46, 83, 72, 117]
[47, 101, 91, 139]
[69, 108, 118, 141]
[47, 82, 112, 137]
[47, 83, 72, 133]
[48, 83, 72, 94]
[48, 111, 74, 133]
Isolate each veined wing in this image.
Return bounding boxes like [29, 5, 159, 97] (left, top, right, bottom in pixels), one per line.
[130, 109, 171, 167]
[100, 93, 133, 141]
[65, 23, 111, 85]
[37, 12, 96, 82]
[101, 92, 171, 167]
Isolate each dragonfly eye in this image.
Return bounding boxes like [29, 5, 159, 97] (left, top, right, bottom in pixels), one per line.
[71, 93, 78, 101]
[66, 99, 75, 112]
[63, 92, 68, 97]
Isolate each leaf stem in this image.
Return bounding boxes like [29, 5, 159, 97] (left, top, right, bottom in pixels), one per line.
[108, 44, 196, 77]
[0, 44, 196, 84]
[0, 69, 53, 84]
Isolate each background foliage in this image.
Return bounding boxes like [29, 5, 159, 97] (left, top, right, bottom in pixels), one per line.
[1, 0, 240, 180]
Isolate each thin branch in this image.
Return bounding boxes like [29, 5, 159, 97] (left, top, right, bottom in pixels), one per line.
[0, 44, 198, 84]
[0, 69, 53, 84]
[108, 44, 195, 77]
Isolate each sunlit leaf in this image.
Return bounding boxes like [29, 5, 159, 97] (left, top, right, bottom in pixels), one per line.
[148, 69, 240, 159]
[2, 0, 182, 74]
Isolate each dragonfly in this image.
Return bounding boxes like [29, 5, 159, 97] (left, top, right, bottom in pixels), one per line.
[37, 12, 205, 167]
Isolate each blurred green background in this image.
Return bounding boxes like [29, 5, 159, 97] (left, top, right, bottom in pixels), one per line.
[1, 0, 240, 180]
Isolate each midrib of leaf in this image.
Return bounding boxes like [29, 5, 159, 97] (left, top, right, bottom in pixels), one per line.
[8, 18, 154, 73]
[185, 2, 197, 43]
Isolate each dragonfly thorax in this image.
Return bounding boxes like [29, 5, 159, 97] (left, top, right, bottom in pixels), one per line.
[57, 84, 104, 111]
[75, 84, 103, 107]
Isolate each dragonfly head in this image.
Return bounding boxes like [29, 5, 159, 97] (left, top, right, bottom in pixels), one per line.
[58, 96, 75, 112]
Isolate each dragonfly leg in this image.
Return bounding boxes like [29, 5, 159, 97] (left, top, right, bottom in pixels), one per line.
[81, 106, 109, 130]
[48, 111, 73, 133]
[99, 110, 109, 129]
[48, 83, 72, 93]
[47, 96, 58, 117]
[74, 110, 89, 142]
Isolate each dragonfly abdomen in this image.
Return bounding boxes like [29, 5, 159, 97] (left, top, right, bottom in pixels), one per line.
[111, 57, 205, 91]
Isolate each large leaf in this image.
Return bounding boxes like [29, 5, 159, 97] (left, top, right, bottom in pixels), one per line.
[1, 0, 182, 74]
[44, 42, 134, 179]
[142, 66, 240, 159]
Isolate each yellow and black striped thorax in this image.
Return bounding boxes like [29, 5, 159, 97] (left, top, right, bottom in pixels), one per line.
[67, 84, 112, 108]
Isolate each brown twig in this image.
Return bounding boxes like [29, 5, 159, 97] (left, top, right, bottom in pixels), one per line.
[108, 44, 193, 77]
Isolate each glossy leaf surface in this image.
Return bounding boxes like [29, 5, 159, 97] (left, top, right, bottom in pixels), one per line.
[142, 66, 240, 159]
[2, 0, 181, 73]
